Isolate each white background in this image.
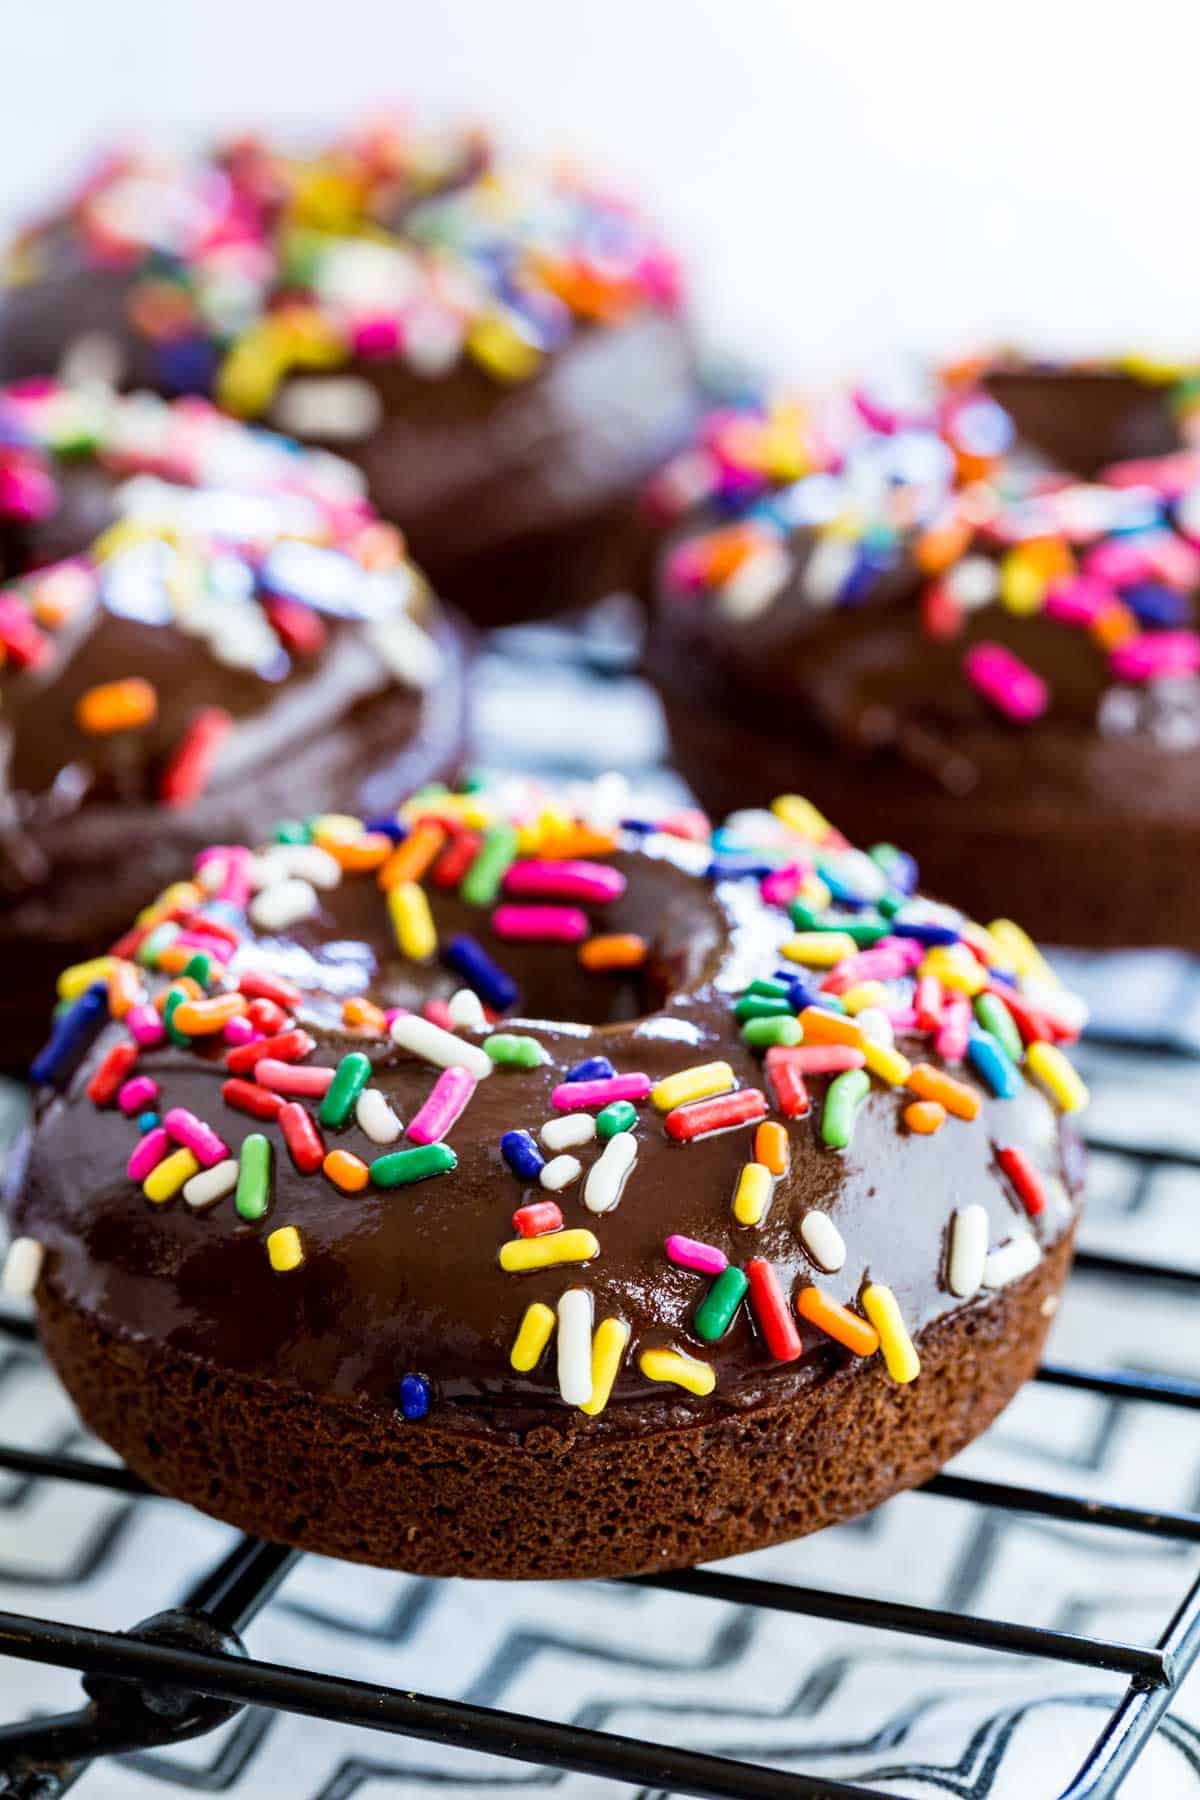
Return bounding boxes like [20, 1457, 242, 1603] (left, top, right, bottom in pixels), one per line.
[4, 0, 1200, 381]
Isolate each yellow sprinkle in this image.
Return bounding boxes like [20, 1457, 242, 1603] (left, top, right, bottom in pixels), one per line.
[840, 981, 889, 1015]
[510, 1301, 556, 1372]
[91, 519, 169, 563]
[732, 1161, 773, 1227]
[217, 321, 290, 416]
[638, 1347, 716, 1397]
[861, 1283, 920, 1384]
[920, 948, 988, 996]
[782, 931, 858, 968]
[797, 873, 833, 912]
[136, 882, 201, 927]
[862, 1041, 913, 1087]
[143, 1148, 200, 1205]
[266, 1226, 305, 1273]
[579, 1317, 631, 1417]
[1026, 1040, 1089, 1114]
[988, 918, 1057, 986]
[771, 794, 833, 842]
[57, 955, 117, 1001]
[499, 1229, 600, 1273]
[402, 793, 490, 830]
[651, 1060, 735, 1113]
[467, 313, 543, 382]
[310, 812, 365, 844]
[387, 881, 437, 961]
[999, 546, 1048, 616]
[959, 920, 1012, 973]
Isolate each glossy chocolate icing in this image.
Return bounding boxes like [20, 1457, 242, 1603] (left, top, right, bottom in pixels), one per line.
[14, 837, 1082, 1432]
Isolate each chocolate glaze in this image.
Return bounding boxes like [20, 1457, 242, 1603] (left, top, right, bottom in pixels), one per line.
[14, 839, 1082, 1434]
[983, 364, 1182, 477]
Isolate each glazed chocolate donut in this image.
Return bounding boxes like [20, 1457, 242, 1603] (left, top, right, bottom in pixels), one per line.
[0, 121, 703, 623]
[8, 783, 1087, 1578]
[0, 380, 467, 1064]
[644, 361, 1200, 949]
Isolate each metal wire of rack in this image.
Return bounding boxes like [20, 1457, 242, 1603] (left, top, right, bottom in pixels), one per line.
[0, 1050, 1197, 1800]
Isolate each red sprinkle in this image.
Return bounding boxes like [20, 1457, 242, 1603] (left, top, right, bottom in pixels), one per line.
[279, 1101, 326, 1174]
[226, 1028, 315, 1075]
[159, 707, 234, 808]
[746, 1258, 803, 1362]
[222, 1078, 284, 1121]
[665, 1087, 767, 1143]
[86, 1041, 138, 1107]
[177, 910, 240, 950]
[990, 985, 1061, 1046]
[433, 829, 482, 888]
[245, 998, 290, 1036]
[914, 974, 944, 1033]
[263, 594, 328, 656]
[764, 1050, 809, 1119]
[997, 1145, 1046, 1217]
[238, 969, 304, 1010]
[513, 1201, 564, 1238]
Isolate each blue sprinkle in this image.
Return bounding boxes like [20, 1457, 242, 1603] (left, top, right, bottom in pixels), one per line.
[967, 1027, 1021, 1099]
[1122, 582, 1189, 629]
[815, 867, 869, 911]
[364, 815, 408, 843]
[774, 969, 824, 1012]
[889, 917, 961, 947]
[618, 816, 658, 836]
[707, 857, 777, 882]
[566, 1056, 615, 1084]
[500, 1130, 544, 1181]
[137, 1111, 161, 1134]
[31, 983, 109, 1088]
[397, 1373, 431, 1421]
[443, 933, 518, 1012]
[154, 335, 220, 396]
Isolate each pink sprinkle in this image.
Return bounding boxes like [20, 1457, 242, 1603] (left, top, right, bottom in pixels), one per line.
[117, 1075, 159, 1116]
[1044, 575, 1115, 628]
[128, 1128, 170, 1182]
[936, 993, 971, 1063]
[353, 315, 401, 359]
[1110, 630, 1200, 683]
[777, 1045, 866, 1074]
[254, 1059, 335, 1098]
[407, 1066, 477, 1145]
[384, 1008, 410, 1031]
[821, 943, 912, 992]
[665, 1234, 728, 1277]
[163, 1107, 229, 1168]
[194, 845, 254, 910]
[551, 1073, 651, 1111]
[886, 1005, 919, 1031]
[492, 904, 590, 943]
[126, 1004, 166, 1048]
[422, 998, 454, 1029]
[761, 862, 811, 909]
[503, 860, 627, 904]
[224, 1016, 258, 1046]
[664, 539, 713, 594]
[173, 931, 231, 962]
[878, 936, 926, 971]
[964, 642, 1049, 723]
[1083, 537, 1155, 587]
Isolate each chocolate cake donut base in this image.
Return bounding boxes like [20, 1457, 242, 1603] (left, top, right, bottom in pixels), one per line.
[31, 1229, 1072, 1580]
[658, 688, 1200, 954]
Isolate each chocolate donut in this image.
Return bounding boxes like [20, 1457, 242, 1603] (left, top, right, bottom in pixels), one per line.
[0, 380, 467, 1064]
[645, 361, 1200, 949]
[0, 121, 703, 623]
[8, 783, 1087, 1578]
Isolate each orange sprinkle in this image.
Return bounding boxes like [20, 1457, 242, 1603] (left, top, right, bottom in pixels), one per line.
[343, 995, 387, 1034]
[904, 1099, 947, 1135]
[172, 994, 248, 1036]
[378, 821, 446, 889]
[691, 520, 767, 585]
[797, 1006, 864, 1049]
[155, 944, 210, 977]
[319, 831, 392, 872]
[578, 933, 647, 972]
[914, 514, 973, 576]
[107, 961, 144, 1020]
[352, 520, 406, 570]
[539, 825, 619, 860]
[76, 677, 158, 736]
[323, 1149, 370, 1194]
[754, 1120, 790, 1176]
[795, 1286, 880, 1357]
[154, 976, 203, 1014]
[907, 1063, 981, 1121]
[1091, 600, 1139, 650]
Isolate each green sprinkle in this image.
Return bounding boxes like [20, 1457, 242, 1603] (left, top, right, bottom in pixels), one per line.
[460, 772, 486, 793]
[744, 978, 790, 1001]
[742, 1016, 804, 1049]
[694, 1266, 750, 1342]
[236, 1133, 272, 1221]
[273, 820, 311, 844]
[788, 904, 887, 947]
[136, 923, 177, 968]
[483, 1033, 549, 1069]
[596, 1100, 637, 1139]
[460, 823, 520, 907]
[734, 993, 794, 1023]
[974, 992, 1024, 1064]
[820, 1068, 871, 1150]
[163, 988, 191, 1048]
[182, 951, 214, 990]
[319, 1051, 373, 1128]
[372, 1144, 457, 1187]
[877, 891, 905, 919]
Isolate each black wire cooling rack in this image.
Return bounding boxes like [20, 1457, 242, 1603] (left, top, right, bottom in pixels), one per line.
[0, 1039, 1196, 1800]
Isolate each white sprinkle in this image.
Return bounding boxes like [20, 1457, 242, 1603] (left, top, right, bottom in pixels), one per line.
[59, 330, 125, 389]
[799, 1211, 846, 1273]
[271, 375, 383, 442]
[584, 1132, 638, 1215]
[2, 1237, 43, 1298]
[447, 987, 487, 1031]
[249, 878, 320, 932]
[356, 1087, 403, 1145]
[946, 554, 999, 610]
[367, 610, 444, 691]
[1040, 1294, 1060, 1318]
[389, 1014, 493, 1081]
[556, 1288, 594, 1407]
[948, 1203, 989, 1298]
[182, 1159, 239, 1211]
[801, 534, 857, 608]
[540, 1113, 597, 1152]
[855, 1006, 894, 1047]
[983, 1233, 1042, 1290]
[258, 846, 342, 890]
[540, 1155, 583, 1193]
[718, 542, 792, 619]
